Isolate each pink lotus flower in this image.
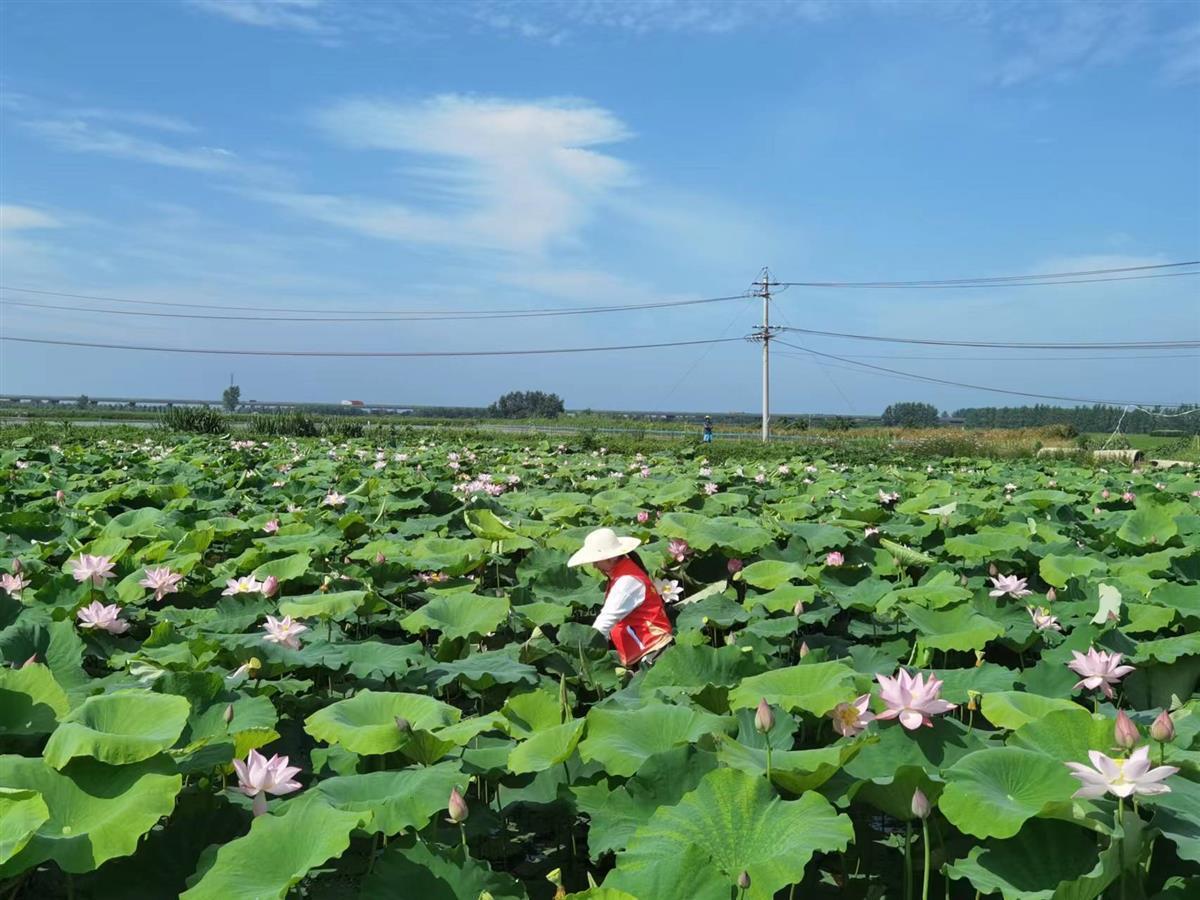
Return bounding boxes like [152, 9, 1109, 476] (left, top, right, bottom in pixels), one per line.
[828, 694, 875, 737]
[263, 519, 280, 534]
[261, 614, 307, 650]
[877, 490, 900, 506]
[1101, 489, 1111, 499]
[1065, 745, 1178, 800]
[261, 575, 279, 599]
[655, 579, 683, 604]
[636, 510, 650, 524]
[139, 567, 184, 602]
[55, 490, 65, 504]
[825, 551, 845, 567]
[1026, 606, 1061, 632]
[447, 787, 469, 824]
[778, 464, 791, 475]
[233, 749, 302, 816]
[754, 473, 766, 484]
[703, 482, 719, 495]
[222, 575, 263, 596]
[1122, 491, 1135, 502]
[374, 552, 387, 565]
[875, 670, 957, 730]
[727, 558, 744, 574]
[69, 554, 116, 587]
[322, 491, 347, 507]
[699, 466, 712, 477]
[1, 572, 29, 598]
[864, 526, 880, 538]
[989, 574, 1033, 599]
[1067, 647, 1135, 699]
[76, 601, 129, 634]
[638, 466, 651, 479]
[667, 539, 691, 563]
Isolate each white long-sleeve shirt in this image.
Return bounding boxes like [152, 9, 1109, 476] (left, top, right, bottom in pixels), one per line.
[592, 575, 646, 637]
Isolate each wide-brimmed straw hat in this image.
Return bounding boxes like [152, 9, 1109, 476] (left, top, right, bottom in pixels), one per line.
[567, 527, 641, 568]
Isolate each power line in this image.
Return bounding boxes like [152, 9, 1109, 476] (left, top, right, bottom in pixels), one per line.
[775, 326, 1200, 350]
[0, 285, 750, 319]
[774, 350, 1200, 361]
[774, 339, 1192, 407]
[777, 261, 1199, 288]
[0, 334, 744, 358]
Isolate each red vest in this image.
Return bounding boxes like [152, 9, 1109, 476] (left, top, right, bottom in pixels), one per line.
[606, 557, 673, 665]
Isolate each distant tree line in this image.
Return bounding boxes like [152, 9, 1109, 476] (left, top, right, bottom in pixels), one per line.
[881, 402, 940, 428]
[953, 404, 1200, 435]
[488, 390, 565, 419]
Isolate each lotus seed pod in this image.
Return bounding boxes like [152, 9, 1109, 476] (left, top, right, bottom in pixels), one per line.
[754, 698, 775, 734]
[1114, 710, 1139, 750]
[447, 787, 469, 824]
[911, 788, 931, 819]
[1150, 710, 1175, 743]
[223, 703, 235, 726]
[736, 871, 751, 890]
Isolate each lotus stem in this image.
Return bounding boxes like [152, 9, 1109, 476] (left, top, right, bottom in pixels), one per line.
[904, 820, 913, 900]
[459, 822, 468, 850]
[765, 738, 773, 784]
[921, 818, 930, 900]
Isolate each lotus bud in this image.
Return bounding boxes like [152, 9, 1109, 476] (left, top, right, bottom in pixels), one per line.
[960, 574, 968, 586]
[395, 717, 411, 733]
[792, 599, 805, 617]
[374, 552, 386, 565]
[223, 703, 235, 727]
[799, 641, 810, 658]
[1046, 587, 1056, 602]
[11, 559, 20, 574]
[1150, 710, 1175, 743]
[261, 575, 279, 599]
[988, 563, 998, 577]
[21, 653, 37, 668]
[911, 788, 931, 819]
[1114, 710, 1139, 750]
[727, 558, 744, 574]
[55, 489, 65, 504]
[447, 787, 469, 824]
[736, 871, 751, 890]
[754, 698, 774, 734]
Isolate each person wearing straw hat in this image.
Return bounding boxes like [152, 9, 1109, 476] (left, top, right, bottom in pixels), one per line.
[567, 527, 674, 668]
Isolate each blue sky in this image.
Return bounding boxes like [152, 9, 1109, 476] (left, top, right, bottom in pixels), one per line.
[1, 0, 1197, 414]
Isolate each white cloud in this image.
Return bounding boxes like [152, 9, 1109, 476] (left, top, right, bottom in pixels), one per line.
[0, 205, 62, 230]
[259, 95, 633, 254]
[1162, 19, 1200, 84]
[24, 118, 240, 172]
[187, 0, 331, 34]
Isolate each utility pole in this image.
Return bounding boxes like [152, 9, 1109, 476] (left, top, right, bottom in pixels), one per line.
[750, 268, 781, 442]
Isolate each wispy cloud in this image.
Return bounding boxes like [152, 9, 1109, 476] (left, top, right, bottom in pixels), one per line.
[255, 95, 633, 254]
[186, 0, 331, 35]
[0, 204, 62, 230]
[24, 117, 240, 172]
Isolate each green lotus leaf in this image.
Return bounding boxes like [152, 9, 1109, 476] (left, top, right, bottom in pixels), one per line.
[637, 644, 767, 694]
[358, 840, 525, 899]
[181, 798, 366, 900]
[1140, 771, 1200, 863]
[782, 522, 850, 553]
[0, 755, 182, 876]
[0, 663, 69, 737]
[736, 559, 807, 590]
[320, 640, 426, 679]
[657, 512, 773, 555]
[278, 590, 364, 622]
[981, 691, 1083, 731]
[1131, 631, 1200, 664]
[879, 538, 937, 567]
[312, 761, 464, 836]
[43, 689, 191, 769]
[501, 689, 563, 736]
[928, 664, 1018, 704]
[578, 702, 734, 777]
[463, 508, 519, 542]
[939, 747, 1081, 839]
[604, 768, 853, 900]
[304, 690, 460, 755]
[885, 571, 972, 610]
[1008, 708, 1120, 763]
[743, 583, 815, 614]
[1039, 554, 1107, 589]
[727, 661, 858, 716]
[565, 891, 637, 900]
[902, 602, 1005, 652]
[508, 719, 585, 775]
[842, 717, 989, 785]
[0, 619, 89, 703]
[1117, 505, 1179, 547]
[944, 817, 1119, 899]
[251, 553, 311, 584]
[428, 648, 538, 690]
[401, 593, 510, 642]
[1148, 583, 1200, 618]
[943, 531, 1026, 560]
[715, 734, 850, 793]
[400, 536, 490, 576]
[0, 788, 49, 866]
[571, 747, 718, 856]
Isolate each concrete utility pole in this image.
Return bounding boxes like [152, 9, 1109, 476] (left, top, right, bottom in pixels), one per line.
[750, 268, 781, 442]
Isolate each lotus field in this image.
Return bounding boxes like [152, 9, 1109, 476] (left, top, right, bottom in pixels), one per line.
[3, 435, 1200, 900]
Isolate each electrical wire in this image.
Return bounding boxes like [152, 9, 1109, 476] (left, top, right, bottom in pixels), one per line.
[773, 339, 1193, 407]
[777, 261, 1199, 288]
[775, 327, 1200, 350]
[774, 351, 1200, 361]
[0, 334, 744, 358]
[0, 285, 751, 319]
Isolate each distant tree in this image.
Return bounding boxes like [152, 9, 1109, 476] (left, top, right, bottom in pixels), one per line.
[824, 416, 854, 432]
[488, 390, 565, 419]
[76, 394, 90, 409]
[881, 401, 939, 428]
[222, 385, 241, 412]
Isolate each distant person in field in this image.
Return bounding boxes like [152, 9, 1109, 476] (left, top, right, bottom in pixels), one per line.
[568, 528, 673, 668]
[702, 416, 713, 443]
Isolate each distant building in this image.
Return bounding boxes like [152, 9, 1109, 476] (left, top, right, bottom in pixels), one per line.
[340, 400, 365, 407]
